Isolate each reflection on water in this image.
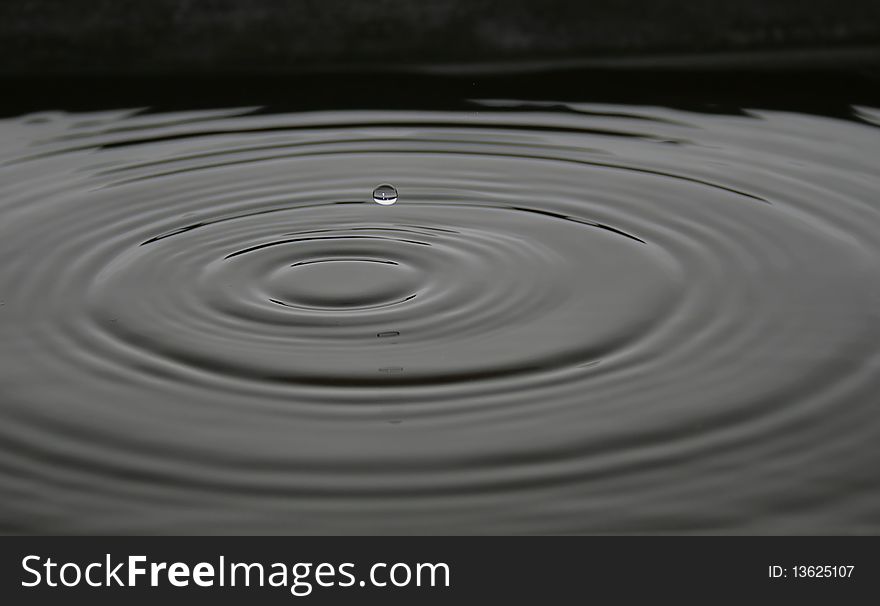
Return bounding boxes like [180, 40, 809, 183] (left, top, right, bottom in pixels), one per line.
[1, 94, 879, 534]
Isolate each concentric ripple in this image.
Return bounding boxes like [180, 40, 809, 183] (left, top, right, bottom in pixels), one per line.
[1, 101, 880, 534]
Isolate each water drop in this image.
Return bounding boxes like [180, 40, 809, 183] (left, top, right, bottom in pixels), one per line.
[372, 184, 398, 205]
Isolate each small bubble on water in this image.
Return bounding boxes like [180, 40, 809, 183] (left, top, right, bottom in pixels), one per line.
[372, 184, 398, 205]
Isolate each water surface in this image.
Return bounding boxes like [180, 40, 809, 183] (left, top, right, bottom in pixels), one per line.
[1, 79, 880, 534]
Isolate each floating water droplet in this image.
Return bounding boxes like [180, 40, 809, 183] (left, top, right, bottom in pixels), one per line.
[372, 184, 398, 205]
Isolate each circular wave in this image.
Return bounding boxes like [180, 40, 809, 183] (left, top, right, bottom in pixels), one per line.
[1, 102, 879, 533]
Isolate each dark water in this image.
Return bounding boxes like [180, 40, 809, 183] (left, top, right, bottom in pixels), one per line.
[2, 74, 880, 534]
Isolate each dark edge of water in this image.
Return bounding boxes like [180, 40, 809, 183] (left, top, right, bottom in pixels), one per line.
[3, 69, 880, 120]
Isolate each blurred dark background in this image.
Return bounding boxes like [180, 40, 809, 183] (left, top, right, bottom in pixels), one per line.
[2, 0, 879, 74]
[1, 1, 879, 115]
